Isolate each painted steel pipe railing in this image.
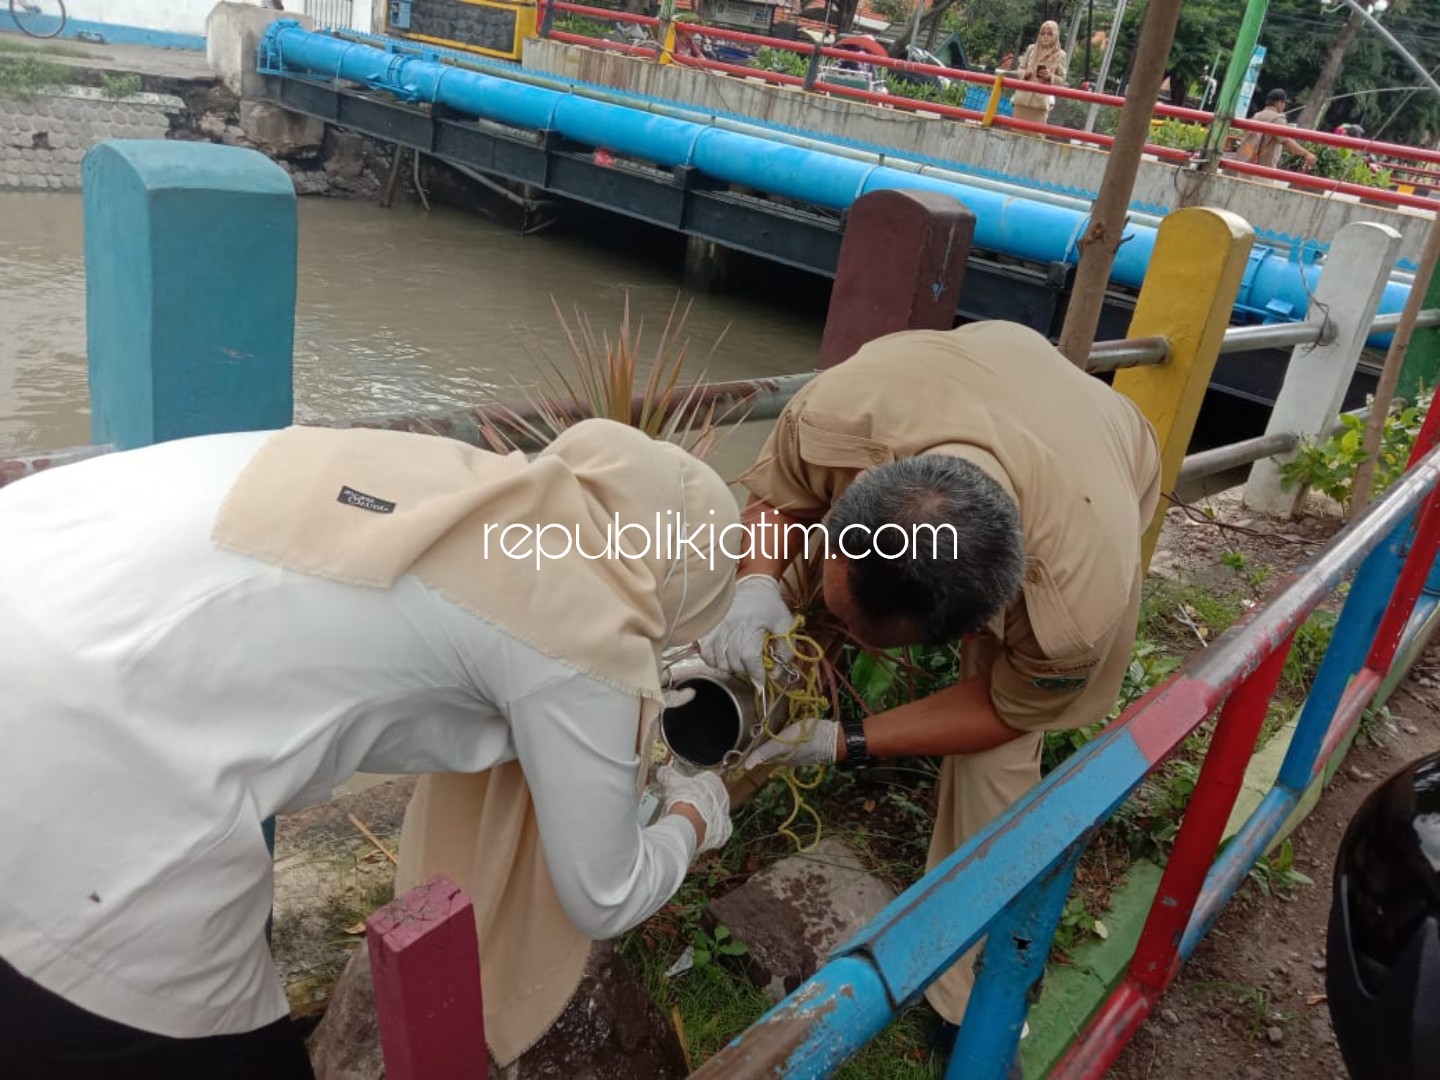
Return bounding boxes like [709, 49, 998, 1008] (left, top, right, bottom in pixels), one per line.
[254, 23, 1417, 352]
[693, 386, 1440, 1080]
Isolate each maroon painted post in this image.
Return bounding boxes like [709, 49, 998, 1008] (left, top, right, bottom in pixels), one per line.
[816, 188, 974, 370]
[366, 875, 488, 1080]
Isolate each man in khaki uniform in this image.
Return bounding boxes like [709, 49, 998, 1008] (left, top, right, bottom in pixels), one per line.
[705, 321, 1161, 1045]
[1235, 88, 1317, 171]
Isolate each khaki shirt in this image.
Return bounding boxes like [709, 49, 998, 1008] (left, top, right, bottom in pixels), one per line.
[737, 322, 1161, 733]
[1237, 107, 1288, 168]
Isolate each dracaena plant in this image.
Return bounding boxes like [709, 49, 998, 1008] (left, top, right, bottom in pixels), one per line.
[476, 291, 747, 462]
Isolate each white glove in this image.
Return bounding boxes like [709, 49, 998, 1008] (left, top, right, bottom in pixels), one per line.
[656, 763, 732, 856]
[742, 719, 840, 771]
[662, 686, 696, 709]
[697, 574, 795, 686]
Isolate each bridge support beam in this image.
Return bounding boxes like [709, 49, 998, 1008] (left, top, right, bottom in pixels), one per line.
[1243, 221, 1402, 519]
[82, 140, 297, 451]
[1111, 207, 1254, 572]
[817, 189, 974, 370]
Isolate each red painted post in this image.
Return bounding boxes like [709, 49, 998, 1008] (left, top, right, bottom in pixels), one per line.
[366, 875, 488, 1080]
[816, 189, 974, 370]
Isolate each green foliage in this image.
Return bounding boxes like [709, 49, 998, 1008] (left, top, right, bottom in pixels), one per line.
[1051, 894, 1109, 957]
[0, 54, 73, 100]
[99, 73, 142, 100]
[747, 46, 809, 79]
[1247, 838, 1314, 899]
[552, 14, 611, 37]
[1279, 391, 1431, 509]
[1146, 118, 1209, 153]
[1281, 610, 1337, 698]
[690, 923, 748, 970]
[1291, 142, 1392, 189]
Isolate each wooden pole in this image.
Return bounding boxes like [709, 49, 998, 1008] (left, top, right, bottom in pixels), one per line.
[1057, 0, 1184, 369]
[1349, 212, 1440, 519]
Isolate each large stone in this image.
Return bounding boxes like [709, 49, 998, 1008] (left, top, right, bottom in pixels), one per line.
[307, 944, 385, 1080]
[206, 2, 317, 100]
[308, 939, 687, 1080]
[240, 100, 324, 157]
[707, 837, 898, 1002]
[322, 128, 367, 182]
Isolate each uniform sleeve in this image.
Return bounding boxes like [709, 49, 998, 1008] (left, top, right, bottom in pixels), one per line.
[503, 674, 698, 941]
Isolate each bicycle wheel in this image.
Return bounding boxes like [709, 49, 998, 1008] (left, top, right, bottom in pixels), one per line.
[9, 0, 67, 39]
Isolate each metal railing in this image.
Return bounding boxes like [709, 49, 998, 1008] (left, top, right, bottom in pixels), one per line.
[302, 0, 355, 29]
[4, 310, 1434, 491]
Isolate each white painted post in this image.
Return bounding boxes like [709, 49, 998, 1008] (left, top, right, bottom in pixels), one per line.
[1243, 221, 1403, 519]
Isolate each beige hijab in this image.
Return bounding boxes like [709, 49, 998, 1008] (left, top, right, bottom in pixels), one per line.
[211, 418, 740, 1065]
[1027, 20, 1064, 76]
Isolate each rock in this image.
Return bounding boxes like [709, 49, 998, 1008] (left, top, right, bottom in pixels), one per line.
[493, 942, 687, 1080]
[240, 100, 324, 157]
[198, 113, 229, 141]
[307, 937, 684, 1080]
[290, 167, 333, 197]
[1312, 958, 1327, 972]
[1405, 724, 1421, 735]
[323, 128, 367, 182]
[307, 943, 384, 1080]
[707, 837, 898, 1002]
[1265, 1025, 1284, 1044]
[1348, 766, 1374, 783]
[1161, 1008, 1180, 1025]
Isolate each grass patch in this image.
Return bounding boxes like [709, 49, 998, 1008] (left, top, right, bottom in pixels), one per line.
[0, 36, 90, 57]
[0, 53, 75, 99]
[99, 72, 141, 98]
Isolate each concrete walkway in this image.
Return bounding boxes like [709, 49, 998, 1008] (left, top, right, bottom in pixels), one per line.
[0, 28, 215, 82]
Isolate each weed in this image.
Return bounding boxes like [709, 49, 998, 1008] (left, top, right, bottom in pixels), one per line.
[1280, 391, 1431, 509]
[1356, 703, 1399, 748]
[1247, 839, 1315, 900]
[0, 53, 73, 100]
[100, 72, 142, 99]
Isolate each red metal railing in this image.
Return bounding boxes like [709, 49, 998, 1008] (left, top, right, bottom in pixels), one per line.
[536, 0, 1440, 207]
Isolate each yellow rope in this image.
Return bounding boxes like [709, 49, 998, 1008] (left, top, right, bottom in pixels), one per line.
[723, 618, 832, 853]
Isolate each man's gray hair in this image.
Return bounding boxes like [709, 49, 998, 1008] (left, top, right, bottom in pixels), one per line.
[825, 455, 1025, 643]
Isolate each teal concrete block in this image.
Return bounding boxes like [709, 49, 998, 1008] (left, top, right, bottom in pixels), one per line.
[83, 140, 297, 450]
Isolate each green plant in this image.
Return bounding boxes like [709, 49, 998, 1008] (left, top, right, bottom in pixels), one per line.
[1146, 118, 1208, 153]
[691, 923, 748, 970]
[0, 54, 73, 100]
[100, 73, 142, 99]
[1247, 839, 1314, 900]
[1051, 893, 1109, 957]
[748, 46, 809, 79]
[1280, 390, 1432, 509]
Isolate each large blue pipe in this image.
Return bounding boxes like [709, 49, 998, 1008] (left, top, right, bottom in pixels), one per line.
[257, 22, 1410, 351]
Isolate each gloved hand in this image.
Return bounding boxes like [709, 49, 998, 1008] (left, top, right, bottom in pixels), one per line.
[742, 718, 840, 771]
[697, 574, 795, 686]
[656, 764, 733, 856]
[662, 686, 696, 710]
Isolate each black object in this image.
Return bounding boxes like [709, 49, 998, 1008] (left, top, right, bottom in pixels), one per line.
[1326, 749, 1440, 1079]
[841, 715, 873, 767]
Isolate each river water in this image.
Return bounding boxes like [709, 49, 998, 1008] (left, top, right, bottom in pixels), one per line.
[0, 191, 824, 478]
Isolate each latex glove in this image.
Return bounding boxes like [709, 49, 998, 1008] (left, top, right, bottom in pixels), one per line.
[656, 764, 732, 856]
[742, 719, 840, 771]
[662, 686, 696, 710]
[697, 574, 795, 686]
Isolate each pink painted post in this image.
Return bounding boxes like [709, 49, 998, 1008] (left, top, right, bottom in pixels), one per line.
[366, 874, 488, 1080]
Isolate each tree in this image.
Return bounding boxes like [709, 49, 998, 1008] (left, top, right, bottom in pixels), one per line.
[1296, 5, 1365, 128]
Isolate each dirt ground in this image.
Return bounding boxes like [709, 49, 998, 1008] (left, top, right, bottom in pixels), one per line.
[268, 488, 1440, 1077]
[1108, 490, 1440, 1080]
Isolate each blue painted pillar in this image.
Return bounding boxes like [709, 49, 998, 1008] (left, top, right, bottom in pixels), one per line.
[82, 140, 296, 449]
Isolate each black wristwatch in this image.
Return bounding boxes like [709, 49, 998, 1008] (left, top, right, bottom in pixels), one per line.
[841, 717, 873, 767]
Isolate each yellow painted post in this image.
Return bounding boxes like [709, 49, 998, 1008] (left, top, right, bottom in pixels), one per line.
[982, 72, 1005, 126]
[1111, 207, 1254, 572]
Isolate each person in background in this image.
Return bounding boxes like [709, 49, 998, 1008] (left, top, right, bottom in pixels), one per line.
[1235, 88, 1318, 171]
[0, 418, 740, 1078]
[1010, 21, 1067, 127]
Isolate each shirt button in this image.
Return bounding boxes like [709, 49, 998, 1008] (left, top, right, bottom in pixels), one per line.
[1026, 565, 1041, 583]
[868, 448, 887, 463]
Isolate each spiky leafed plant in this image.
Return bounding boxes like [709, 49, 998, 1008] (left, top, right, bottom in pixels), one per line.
[476, 291, 747, 462]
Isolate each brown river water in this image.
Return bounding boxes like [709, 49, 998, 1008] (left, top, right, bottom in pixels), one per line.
[0, 190, 825, 479]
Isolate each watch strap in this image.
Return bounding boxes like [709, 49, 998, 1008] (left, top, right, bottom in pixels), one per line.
[841, 717, 872, 767]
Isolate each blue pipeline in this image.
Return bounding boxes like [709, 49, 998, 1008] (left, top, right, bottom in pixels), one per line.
[258, 23, 1409, 350]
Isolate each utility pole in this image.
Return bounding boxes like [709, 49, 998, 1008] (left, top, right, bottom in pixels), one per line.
[1200, 0, 1268, 165]
[1058, 0, 1185, 368]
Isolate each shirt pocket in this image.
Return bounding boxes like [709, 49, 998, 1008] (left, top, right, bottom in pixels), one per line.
[796, 412, 895, 470]
[1021, 554, 1123, 658]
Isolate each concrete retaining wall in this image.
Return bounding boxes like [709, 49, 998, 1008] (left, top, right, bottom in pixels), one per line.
[521, 38, 1434, 269]
[0, 87, 184, 191]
